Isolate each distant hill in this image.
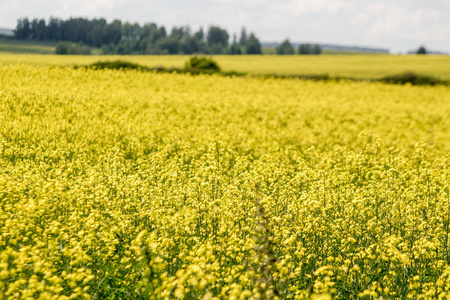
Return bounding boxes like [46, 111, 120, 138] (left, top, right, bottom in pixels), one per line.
[318, 43, 389, 53]
[262, 42, 390, 54]
[407, 50, 449, 55]
[0, 28, 14, 37]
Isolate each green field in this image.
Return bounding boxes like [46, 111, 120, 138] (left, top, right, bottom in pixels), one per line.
[0, 37, 57, 54]
[1, 53, 450, 80]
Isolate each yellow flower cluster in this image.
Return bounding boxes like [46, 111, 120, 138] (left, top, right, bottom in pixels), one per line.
[0, 62, 449, 299]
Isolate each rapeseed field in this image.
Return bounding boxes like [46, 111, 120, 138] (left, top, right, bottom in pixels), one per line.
[1, 54, 450, 80]
[1, 62, 450, 299]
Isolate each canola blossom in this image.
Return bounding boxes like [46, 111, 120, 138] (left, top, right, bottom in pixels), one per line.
[1, 63, 450, 299]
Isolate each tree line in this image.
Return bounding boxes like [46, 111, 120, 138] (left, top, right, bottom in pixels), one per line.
[276, 39, 322, 55]
[14, 17, 262, 55]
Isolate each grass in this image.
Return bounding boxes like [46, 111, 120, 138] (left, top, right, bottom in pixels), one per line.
[0, 36, 57, 54]
[0, 37, 103, 55]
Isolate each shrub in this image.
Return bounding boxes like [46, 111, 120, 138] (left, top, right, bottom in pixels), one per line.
[185, 56, 221, 73]
[55, 42, 91, 55]
[380, 72, 445, 86]
[87, 60, 147, 71]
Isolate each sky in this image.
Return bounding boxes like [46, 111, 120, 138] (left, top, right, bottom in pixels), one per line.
[1, 0, 449, 53]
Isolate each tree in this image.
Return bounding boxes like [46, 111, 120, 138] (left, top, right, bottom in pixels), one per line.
[160, 36, 180, 54]
[30, 19, 38, 38]
[140, 24, 168, 54]
[87, 20, 107, 47]
[239, 27, 247, 46]
[194, 28, 204, 41]
[47, 17, 62, 40]
[122, 22, 140, 40]
[61, 18, 91, 43]
[114, 40, 130, 55]
[180, 36, 197, 54]
[193, 28, 208, 53]
[37, 19, 47, 40]
[103, 19, 122, 45]
[29, 19, 46, 40]
[13, 16, 265, 56]
[55, 41, 70, 54]
[207, 26, 229, 54]
[101, 43, 116, 54]
[276, 39, 294, 55]
[417, 46, 427, 55]
[15, 18, 31, 39]
[229, 34, 242, 55]
[298, 43, 311, 54]
[207, 26, 229, 47]
[245, 33, 262, 54]
[298, 43, 322, 55]
[229, 43, 242, 55]
[312, 44, 322, 55]
[170, 26, 186, 40]
[55, 41, 91, 55]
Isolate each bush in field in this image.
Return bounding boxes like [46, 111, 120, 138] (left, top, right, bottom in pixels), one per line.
[55, 41, 91, 55]
[380, 72, 444, 86]
[88, 60, 147, 71]
[185, 56, 221, 73]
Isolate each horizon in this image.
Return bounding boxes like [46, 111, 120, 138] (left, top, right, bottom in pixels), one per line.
[1, 0, 449, 54]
